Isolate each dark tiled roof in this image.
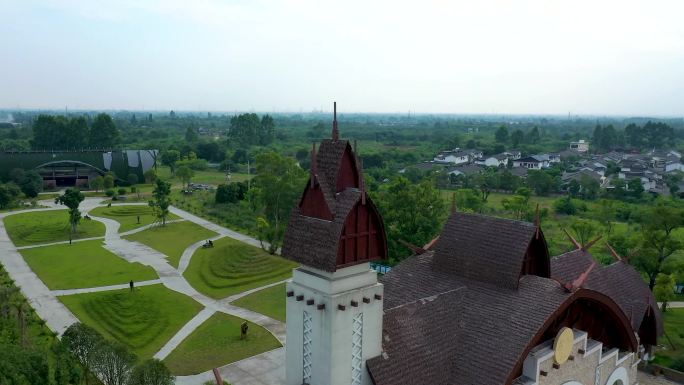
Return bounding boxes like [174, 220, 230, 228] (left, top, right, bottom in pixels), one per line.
[551, 251, 663, 335]
[368, 252, 573, 385]
[282, 188, 363, 272]
[432, 212, 538, 289]
[315, 139, 350, 212]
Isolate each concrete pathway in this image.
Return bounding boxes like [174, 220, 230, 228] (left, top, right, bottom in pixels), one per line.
[0, 198, 287, 385]
[175, 347, 285, 385]
[51, 279, 162, 296]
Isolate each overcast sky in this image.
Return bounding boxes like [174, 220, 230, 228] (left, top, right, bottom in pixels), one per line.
[1, 0, 683, 115]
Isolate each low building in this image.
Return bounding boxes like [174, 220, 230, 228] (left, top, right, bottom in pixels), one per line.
[514, 156, 546, 169]
[570, 140, 590, 152]
[475, 153, 509, 167]
[0, 149, 157, 189]
[433, 149, 470, 165]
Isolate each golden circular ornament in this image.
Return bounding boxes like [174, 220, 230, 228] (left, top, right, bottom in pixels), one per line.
[553, 327, 574, 364]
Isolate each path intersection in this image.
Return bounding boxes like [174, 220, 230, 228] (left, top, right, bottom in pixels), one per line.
[0, 198, 286, 385]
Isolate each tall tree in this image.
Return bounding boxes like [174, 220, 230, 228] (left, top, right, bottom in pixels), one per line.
[494, 125, 509, 143]
[527, 126, 540, 144]
[175, 166, 194, 189]
[251, 152, 307, 252]
[259, 115, 276, 145]
[633, 201, 684, 289]
[511, 129, 524, 147]
[62, 323, 104, 385]
[55, 188, 85, 244]
[149, 179, 171, 226]
[89, 113, 120, 149]
[129, 359, 175, 385]
[95, 341, 136, 385]
[374, 177, 446, 263]
[161, 150, 180, 174]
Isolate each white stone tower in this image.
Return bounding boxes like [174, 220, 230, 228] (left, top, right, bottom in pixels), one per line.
[281, 103, 388, 385]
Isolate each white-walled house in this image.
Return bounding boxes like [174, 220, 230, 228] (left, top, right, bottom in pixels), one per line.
[570, 139, 589, 152]
[433, 150, 470, 165]
[475, 153, 509, 167]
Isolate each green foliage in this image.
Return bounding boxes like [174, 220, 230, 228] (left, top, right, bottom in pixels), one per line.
[228, 113, 276, 146]
[91, 175, 105, 192]
[633, 200, 684, 289]
[553, 196, 576, 215]
[31, 114, 91, 150]
[455, 188, 483, 213]
[654, 274, 676, 312]
[494, 125, 508, 143]
[215, 182, 248, 204]
[0, 182, 21, 209]
[104, 174, 115, 189]
[127, 173, 139, 186]
[527, 170, 557, 196]
[375, 177, 446, 263]
[176, 166, 194, 188]
[502, 188, 532, 220]
[569, 218, 599, 246]
[149, 179, 171, 225]
[251, 151, 307, 250]
[511, 129, 524, 147]
[144, 169, 157, 184]
[55, 188, 86, 244]
[90, 113, 121, 148]
[130, 359, 175, 385]
[161, 150, 181, 174]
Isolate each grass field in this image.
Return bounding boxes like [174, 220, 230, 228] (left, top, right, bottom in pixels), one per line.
[89, 204, 180, 233]
[184, 237, 297, 299]
[156, 166, 252, 187]
[59, 284, 203, 358]
[3, 210, 106, 246]
[124, 221, 217, 268]
[20, 240, 157, 290]
[654, 307, 684, 367]
[163, 312, 281, 375]
[232, 283, 286, 322]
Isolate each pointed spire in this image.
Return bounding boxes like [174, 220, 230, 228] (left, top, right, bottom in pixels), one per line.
[310, 142, 317, 188]
[332, 101, 339, 141]
[451, 192, 457, 214]
[534, 204, 540, 239]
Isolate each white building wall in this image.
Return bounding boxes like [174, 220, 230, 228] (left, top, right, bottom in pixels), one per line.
[286, 263, 383, 385]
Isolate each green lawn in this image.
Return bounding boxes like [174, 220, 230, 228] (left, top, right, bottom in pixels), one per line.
[653, 307, 684, 367]
[3, 210, 106, 247]
[184, 237, 297, 299]
[59, 284, 203, 358]
[232, 283, 286, 322]
[124, 221, 217, 268]
[163, 312, 281, 375]
[89, 205, 180, 233]
[20, 240, 157, 290]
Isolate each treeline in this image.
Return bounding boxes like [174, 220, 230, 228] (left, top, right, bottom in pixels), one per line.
[31, 113, 120, 150]
[228, 113, 275, 146]
[593, 121, 676, 152]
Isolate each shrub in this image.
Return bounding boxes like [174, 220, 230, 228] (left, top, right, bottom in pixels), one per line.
[105, 189, 116, 197]
[118, 188, 127, 196]
[553, 196, 576, 215]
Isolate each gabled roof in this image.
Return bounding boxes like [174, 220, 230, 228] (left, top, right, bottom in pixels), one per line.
[282, 103, 388, 272]
[551, 250, 663, 336]
[368, 251, 638, 385]
[432, 212, 547, 289]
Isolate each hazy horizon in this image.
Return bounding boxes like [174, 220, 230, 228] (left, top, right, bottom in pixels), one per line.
[2, 0, 683, 116]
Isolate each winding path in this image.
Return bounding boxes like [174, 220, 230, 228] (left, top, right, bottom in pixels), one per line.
[0, 198, 286, 385]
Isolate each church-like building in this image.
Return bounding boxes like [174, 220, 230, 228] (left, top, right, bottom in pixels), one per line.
[281, 104, 661, 385]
